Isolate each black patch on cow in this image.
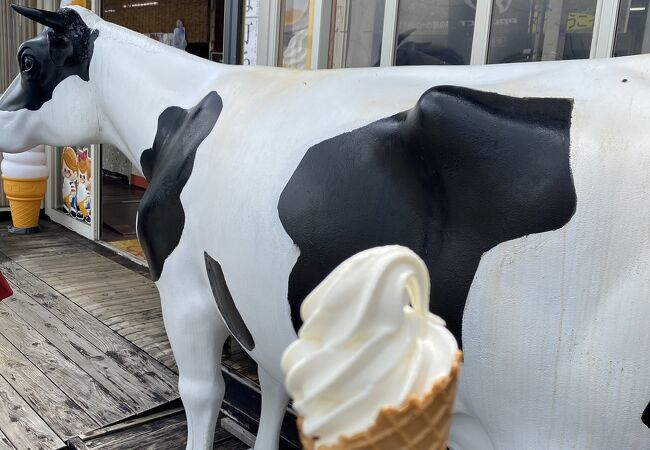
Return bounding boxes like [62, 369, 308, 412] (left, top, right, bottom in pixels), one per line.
[0, 7, 98, 112]
[204, 252, 255, 351]
[138, 92, 222, 281]
[279, 86, 576, 344]
[643, 401, 650, 428]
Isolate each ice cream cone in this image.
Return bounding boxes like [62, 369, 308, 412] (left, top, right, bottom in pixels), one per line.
[299, 351, 463, 450]
[2, 176, 47, 231]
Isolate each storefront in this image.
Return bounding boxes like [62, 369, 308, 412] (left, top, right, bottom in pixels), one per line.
[2, 0, 650, 259]
[263, 0, 650, 69]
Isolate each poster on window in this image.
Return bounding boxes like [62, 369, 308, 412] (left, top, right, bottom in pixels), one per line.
[61, 146, 92, 224]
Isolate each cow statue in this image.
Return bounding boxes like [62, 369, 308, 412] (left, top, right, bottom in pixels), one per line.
[1, 5, 649, 450]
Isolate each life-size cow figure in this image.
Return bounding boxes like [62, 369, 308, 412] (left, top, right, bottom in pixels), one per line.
[1, 5, 649, 450]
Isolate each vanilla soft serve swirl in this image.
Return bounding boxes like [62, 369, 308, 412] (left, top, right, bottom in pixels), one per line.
[1, 145, 48, 179]
[281, 245, 459, 448]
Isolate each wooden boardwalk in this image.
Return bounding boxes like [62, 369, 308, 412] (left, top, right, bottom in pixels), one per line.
[0, 221, 246, 449]
[2, 226, 175, 371]
[69, 409, 247, 450]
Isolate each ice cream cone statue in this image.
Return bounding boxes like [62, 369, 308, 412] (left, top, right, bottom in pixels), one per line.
[1, 146, 48, 233]
[76, 149, 91, 223]
[282, 246, 462, 450]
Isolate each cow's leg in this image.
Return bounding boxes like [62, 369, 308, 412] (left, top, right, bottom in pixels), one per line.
[254, 366, 289, 450]
[158, 279, 230, 450]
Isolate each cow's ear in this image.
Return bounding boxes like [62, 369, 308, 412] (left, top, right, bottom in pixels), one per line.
[404, 85, 575, 236]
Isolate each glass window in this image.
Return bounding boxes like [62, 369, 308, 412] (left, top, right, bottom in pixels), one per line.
[395, 0, 477, 66]
[614, 0, 650, 57]
[487, 0, 597, 64]
[330, 0, 386, 68]
[279, 0, 313, 69]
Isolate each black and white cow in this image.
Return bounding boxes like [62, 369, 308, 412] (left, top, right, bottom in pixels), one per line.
[1, 6, 649, 450]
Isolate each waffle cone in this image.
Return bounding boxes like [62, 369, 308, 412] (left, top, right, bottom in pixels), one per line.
[299, 351, 462, 450]
[2, 177, 47, 229]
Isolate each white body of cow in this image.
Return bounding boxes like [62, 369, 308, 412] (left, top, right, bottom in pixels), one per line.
[1, 7, 649, 450]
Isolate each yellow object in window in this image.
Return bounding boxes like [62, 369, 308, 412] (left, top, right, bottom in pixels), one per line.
[280, 0, 315, 69]
[60, 0, 87, 7]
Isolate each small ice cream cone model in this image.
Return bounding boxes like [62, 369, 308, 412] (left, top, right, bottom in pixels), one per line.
[282, 246, 462, 450]
[61, 147, 78, 217]
[1, 146, 48, 233]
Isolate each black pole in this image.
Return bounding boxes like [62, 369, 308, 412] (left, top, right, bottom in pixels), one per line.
[223, 0, 243, 65]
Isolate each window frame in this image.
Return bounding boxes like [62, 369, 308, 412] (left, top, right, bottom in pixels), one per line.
[380, 0, 398, 66]
[593, 0, 621, 58]
[273, 0, 628, 68]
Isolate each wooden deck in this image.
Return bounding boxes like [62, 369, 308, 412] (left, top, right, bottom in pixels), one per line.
[0, 221, 246, 449]
[69, 409, 248, 450]
[3, 227, 175, 370]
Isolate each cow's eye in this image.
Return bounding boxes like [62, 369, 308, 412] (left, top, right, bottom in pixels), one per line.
[21, 54, 36, 73]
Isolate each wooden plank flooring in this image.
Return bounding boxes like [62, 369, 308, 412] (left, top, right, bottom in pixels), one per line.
[79, 411, 247, 450]
[2, 221, 260, 384]
[0, 373, 63, 449]
[0, 220, 257, 449]
[0, 222, 180, 448]
[7, 238, 174, 370]
[0, 332, 96, 439]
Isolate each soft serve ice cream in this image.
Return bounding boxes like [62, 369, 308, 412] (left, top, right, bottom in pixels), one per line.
[281, 245, 460, 449]
[2, 146, 49, 231]
[2, 146, 48, 179]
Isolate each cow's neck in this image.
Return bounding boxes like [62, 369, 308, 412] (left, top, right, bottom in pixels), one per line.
[91, 24, 236, 173]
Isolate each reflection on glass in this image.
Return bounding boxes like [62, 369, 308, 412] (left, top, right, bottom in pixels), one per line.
[330, 0, 386, 68]
[280, 0, 313, 69]
[487, 0, 597, 64]
[395, 0, 476, 66]
[614, 0, 650, 57]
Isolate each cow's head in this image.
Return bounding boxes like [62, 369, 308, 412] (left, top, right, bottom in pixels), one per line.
[0, 6, 100, 153]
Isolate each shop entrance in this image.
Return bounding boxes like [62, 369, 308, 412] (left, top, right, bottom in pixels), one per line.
[100, 144, 146, 259]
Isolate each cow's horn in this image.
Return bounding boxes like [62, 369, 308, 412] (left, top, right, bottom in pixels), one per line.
[11, 5, 66, 32]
